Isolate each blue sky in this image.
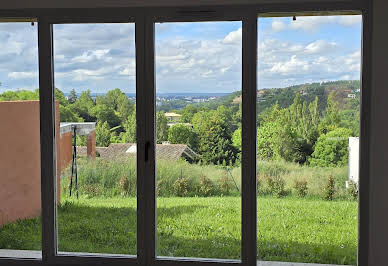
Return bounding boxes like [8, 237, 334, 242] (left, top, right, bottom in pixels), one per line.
[0, 16, 361, 93]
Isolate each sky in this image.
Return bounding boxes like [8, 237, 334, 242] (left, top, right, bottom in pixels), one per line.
[0, 15, 361, 93]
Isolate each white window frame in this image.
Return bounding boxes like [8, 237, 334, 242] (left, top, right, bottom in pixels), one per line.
[0, 1, 370, 266]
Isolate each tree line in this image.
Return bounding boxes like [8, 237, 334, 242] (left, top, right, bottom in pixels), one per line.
[0, 83, 360, 167]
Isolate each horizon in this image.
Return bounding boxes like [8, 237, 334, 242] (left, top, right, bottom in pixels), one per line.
[0, 78, 360, 95]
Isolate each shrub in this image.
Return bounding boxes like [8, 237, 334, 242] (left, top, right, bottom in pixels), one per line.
[266, 176, 287, 197]
[173, 177, 191, 197]
[118, 176, 130, 196]
[82, 184, 102, 198]
[157, 179, 171, 197]
[218, 175, 232, 195]
[323, 175, 336, 200]
[256, 174, 266, 195]
[198, 176, 215, 196]
[347, 180, 359, 200]
[293, 179, 308, 197]
[310, 128, 352, 167]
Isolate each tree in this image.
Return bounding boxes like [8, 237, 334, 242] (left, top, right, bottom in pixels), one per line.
[168, 123, 198, 150]
[318, 91, 340, 134]
[232, 128, 241, 150]
[180, 105, 198, 123]
[71, 90, 95, 121]
[309, 127, 352, 167]
[156, 111, 168, 143]
[192, 107, 238, 165]
[90, 104, 121, 128]
[96, 121, 111, 147]
[59, 105, 83, 122]
[68, 89, 78, 104]
[122, 104, 136, 143]
[55, 88, 68, 106]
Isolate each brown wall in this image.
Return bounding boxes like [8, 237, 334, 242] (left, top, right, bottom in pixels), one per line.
[59, 132, 73, 175]
[0, 100, 60, 226]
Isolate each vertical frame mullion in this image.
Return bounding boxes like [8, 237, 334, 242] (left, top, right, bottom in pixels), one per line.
[358, 5, 372, 266]
[241, 13, 258, 266]
[136, 13, 156, 265]
[38, 18, 57, 262]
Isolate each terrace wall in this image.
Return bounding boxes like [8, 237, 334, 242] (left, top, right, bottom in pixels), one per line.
[0, 100, 61, 226]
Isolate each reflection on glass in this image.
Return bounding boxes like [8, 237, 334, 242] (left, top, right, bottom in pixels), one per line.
[155, 21, 242, 259]
[257, 15, 361, 265]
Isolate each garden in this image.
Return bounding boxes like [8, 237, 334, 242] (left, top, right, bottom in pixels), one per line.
[0, 157, 358, 265]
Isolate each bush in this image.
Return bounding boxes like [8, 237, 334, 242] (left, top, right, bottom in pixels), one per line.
[293, 179, 308, 197]
[347, 180, 359, 200]
[257, 174, 266, 195]
[266, 176, 287, 197]
[173, 178, 191, 197]
[198, 176, 215, 196]
[118, 176, 131, 196]
[218, 175, 232, 195]
[323, 175, 336, 200]
[310, 128, 352, 167]
[82, 184, 102, 198]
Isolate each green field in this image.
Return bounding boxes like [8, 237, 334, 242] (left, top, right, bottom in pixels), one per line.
[0, 196, 357, 265]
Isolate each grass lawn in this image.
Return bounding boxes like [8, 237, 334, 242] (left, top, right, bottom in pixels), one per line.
[0, 196, 357, 265]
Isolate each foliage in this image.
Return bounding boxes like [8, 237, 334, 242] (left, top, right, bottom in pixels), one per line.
[293, 179, 308, 198]
[122, 104, 136, 143]
[156, 111, 169, 143]
[323, 175, 336, 201]
[347, 180, 359, 200]
[168, 123, 199, 150]
[96, 121, 111, 147]
[218, 175, 233, 194]
[197, 176, 215, 196]
[266, 176, 287, 198]
[310, 127, 352, 167]
[192, 106, 238, 165]
[173, 178, 191, 197]
[91, 104, 121, 128]
[60, 104, 83, 122]
[118, 176, 131, 196]
[68, 89, 78, 104]
[232, 128, 241, 150]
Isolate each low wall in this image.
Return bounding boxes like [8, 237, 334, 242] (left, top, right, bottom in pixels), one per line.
[0, 100, 60, 226]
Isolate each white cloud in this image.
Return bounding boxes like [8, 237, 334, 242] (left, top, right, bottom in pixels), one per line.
[271, 19, 286, 32]
[8, 71, 37, 79]
[223, 28, 241, 45]
[268, 15, 362, 33]
[72, 49, 110, 63]
[305, 40, 337, 54]
[290, 16, 337, 32]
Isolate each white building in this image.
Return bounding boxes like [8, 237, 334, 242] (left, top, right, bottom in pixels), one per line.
[348, 137, 359, 186]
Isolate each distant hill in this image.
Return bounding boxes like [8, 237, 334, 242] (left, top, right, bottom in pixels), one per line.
[231, 80, 360, 114]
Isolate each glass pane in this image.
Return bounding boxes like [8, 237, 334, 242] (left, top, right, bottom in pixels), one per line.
[155, 21, 242, 260]
[0, 22, 42, 258]
[257, 15, 361, 264]
[53, 23, 137, 255]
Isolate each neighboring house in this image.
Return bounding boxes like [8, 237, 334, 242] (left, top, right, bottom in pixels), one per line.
[76, 143, 198, 162]
[347, 93, 356, 99]
[164, 112, 181, 122]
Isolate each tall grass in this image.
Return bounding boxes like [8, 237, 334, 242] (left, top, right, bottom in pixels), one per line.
[61, 157, 350, 199]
